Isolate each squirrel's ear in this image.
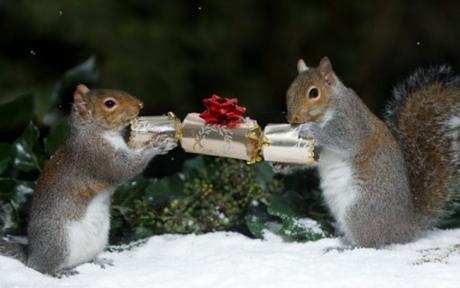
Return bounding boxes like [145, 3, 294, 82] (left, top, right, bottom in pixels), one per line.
[297, 59, 309, 73]
[73, 84, 91, 117]
[319, 57, 336, 86]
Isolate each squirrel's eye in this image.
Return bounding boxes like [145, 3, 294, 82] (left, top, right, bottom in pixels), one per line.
[308, 87, 320, 99]
[104, 98, 117, 109]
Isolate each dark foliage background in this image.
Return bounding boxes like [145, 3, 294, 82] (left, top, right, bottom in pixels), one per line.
[1, 1, 460, 243]
[2, 1, 460, 132]
[2, 0, 460, 177]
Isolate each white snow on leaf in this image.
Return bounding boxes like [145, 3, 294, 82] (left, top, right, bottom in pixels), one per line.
[1, 230, 460, 288]
[0, 205, 13, 231]
[291, 218, 326, 236]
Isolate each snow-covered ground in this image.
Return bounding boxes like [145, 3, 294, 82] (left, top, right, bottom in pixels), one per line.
[1, 229, 460, 288]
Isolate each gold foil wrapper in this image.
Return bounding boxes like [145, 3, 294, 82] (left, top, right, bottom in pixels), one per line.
[262, 124, 316, 165]
[129, 113, 181, 149]
[180, 113, 263, 163]
[129, 112, 316, 165]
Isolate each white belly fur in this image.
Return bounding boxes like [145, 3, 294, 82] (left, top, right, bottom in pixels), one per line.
[317, 149, 357, 236]
[64, 192, 111, 269]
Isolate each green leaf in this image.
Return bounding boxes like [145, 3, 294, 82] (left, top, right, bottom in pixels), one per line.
[133, 226, 156, 240]
[0, 178, 34, 233]
[0, 178, 34, 205]
[113, 176, 151, 207]
[245, 206, 271, 239]
[144, 175, 185, 206]
[267, 190, 308, 219]
[438, 181, 460, 229]
[278, 217, 330, 242]
[43, 56, 99, 126]
[282, 169, 320, 194]
[13, 122, 45, 172]
[0, 204, 13, 234]
[0, 143, 12, 175]
[253, 162, 276, 190]
[245, 217, 265, 239]
[181, 156, 207, 179]
[44, 118, 69, 156]
[0, 94, 34, 130]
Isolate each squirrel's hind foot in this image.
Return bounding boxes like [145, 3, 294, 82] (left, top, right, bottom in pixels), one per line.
[322, 246, 355, 254]
[91, 257, 114, 269]
[53, 269, 79, 278]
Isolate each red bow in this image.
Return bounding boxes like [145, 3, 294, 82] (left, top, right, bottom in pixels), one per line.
[199, 95, 246, 128]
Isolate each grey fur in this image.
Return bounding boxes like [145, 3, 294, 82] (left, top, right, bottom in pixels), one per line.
[264, 63, 457, 247]
[305, 83, 417, 247]
[2, 101, 176, 276]
[386, 65, 460, 177]
[385, 65, 460, 134]
[386, 66, 460, 223]
[299, 87, 369, 154]
[445, 115, 460, 175]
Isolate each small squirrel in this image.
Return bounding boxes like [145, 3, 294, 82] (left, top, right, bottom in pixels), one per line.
[0, 84, 176, 276]
[283, 57, 460, 247]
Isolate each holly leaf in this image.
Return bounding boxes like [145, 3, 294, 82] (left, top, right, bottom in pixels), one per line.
[438, 182, 460, 229]
[113, 176, 151, 207]
[0, 143, 12, 175]
[144, 175, 185, 207]
[43, 56, 99, 126]
[267, 190, 308, 219]
[44, 118, 69, 156]
[253, 162, 276, 189]
[278, 217, 330, 242]
[13, 122, 45, 172]
[0, 178, 34, 233]
[0, 178, 34, 206]
[181, 156, 207, 179]
[245, 206, 272, 239]
[0, 94, 34, 130]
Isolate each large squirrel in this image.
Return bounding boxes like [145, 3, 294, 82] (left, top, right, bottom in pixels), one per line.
[283, 57, 460, 247]
[0, 85, 176, 276]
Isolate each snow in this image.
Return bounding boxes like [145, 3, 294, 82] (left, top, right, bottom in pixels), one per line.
[1, 229, 460, 288]
[284, 218, 327, 237]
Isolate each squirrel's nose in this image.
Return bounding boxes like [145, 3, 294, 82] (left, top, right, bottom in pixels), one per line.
[138, 101, 144, 109]
[287, 112, 302, 124]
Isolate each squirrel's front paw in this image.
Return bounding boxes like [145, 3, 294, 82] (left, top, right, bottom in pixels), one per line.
[270, 162, 306, 175]
[299, 123, 320, 140]
[146, 134, 178, 154]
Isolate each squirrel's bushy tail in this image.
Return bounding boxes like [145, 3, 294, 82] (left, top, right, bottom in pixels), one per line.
[0, 237, 27, 263]
[385, 66, 460, 225]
